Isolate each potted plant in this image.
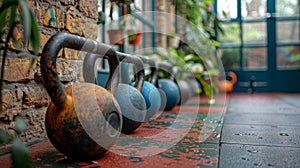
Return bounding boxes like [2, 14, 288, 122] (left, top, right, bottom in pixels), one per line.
[106, 2, 127, 45]
[145, 47, 219, 101]
[127, 28, 142, 45]
[107, 0, 141, 45]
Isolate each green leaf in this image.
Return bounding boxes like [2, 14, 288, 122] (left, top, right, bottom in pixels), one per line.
[11, 138, 31, 168]
[184, 54, 201, 62]
[198, 76, 213, 99]
[8, 4, 17, 32]
[0, 8, 8, 40]
[18, 0, 31, 43]
[29, 10, 40, 55]
[0, 128, 10, 144]
[14, 116, 27, 134]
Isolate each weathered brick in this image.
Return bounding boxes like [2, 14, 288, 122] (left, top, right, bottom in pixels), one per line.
[22, 85, 50, 109]
[57, 59, 81, 82]
[21, 108, 47, 142]
[34, 2, 51, 27]
[0, 57, 38, 82]
[60, 48, 79, 60]
[2, 89, 18, 112]
[78, 0, 97, 19]
[66, 14, 83, 35]
[83, 20, 98, 39]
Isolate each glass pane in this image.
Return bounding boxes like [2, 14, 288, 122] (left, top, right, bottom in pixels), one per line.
[276, 0, 300, 17]
[220, 48, 240, 69]
[243, 47, 267, 69]
[217, 0, 238, 19]
[277, 45, 300, 69]
[218, 23, 241, 43]
[243, 22, 266, 43]
[241, 0, 267, 19]
[276, 20, 299, 43]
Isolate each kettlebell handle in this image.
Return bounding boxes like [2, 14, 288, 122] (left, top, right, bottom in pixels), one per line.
[41, 32, 120, 108]
[116, 52, 145, 92]
[170, 66, 183, 81]
[137, 56, 159, 87]
[158, 62, 176, 81]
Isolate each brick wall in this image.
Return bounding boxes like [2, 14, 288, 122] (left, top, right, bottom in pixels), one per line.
[0, 0, 98, 154]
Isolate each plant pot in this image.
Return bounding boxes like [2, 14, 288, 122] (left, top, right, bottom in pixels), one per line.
[167, 36, 180, 48]
[127, 29, 142, 45]
[107, 29, 124, 45]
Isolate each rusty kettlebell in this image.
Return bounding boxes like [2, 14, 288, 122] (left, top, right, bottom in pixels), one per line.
[41, 32, 122, 160]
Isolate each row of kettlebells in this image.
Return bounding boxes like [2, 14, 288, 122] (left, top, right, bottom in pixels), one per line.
[40, 32, 199, 160]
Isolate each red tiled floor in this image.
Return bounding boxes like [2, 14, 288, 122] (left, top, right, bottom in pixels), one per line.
[0, 94, 227, 168]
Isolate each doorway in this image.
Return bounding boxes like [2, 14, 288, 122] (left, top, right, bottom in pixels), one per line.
[215, 0, 300, 92]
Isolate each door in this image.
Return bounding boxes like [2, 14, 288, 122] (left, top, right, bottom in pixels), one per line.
[215, 0, 300, 92]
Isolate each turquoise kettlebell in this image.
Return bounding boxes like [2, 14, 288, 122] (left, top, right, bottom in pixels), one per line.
[114, 53, 147, 134]
[157, 62, 180, 111]
[131, 56, 163, 121]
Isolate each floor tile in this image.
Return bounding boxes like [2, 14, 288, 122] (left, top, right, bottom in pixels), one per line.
[219, 144, 300, 168]
[223, 113, 300, 126]
[221, 124, 300, 147]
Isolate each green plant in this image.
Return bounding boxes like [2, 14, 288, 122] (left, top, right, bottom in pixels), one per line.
[146, 47, 219, 99]
[97, 11, 106, 25]
[172, 0, 224, 41]
[166, 32, 179, 38]
[0, 116, 30, 167]
[0, 0, 40, 167]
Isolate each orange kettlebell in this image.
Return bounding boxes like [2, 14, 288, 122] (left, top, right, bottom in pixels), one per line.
[214, 71, 237, 93]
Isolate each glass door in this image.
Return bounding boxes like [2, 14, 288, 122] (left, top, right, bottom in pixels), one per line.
[215, 0, 300, 92]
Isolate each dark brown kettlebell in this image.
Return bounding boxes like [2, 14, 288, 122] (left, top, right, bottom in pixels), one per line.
[41, 32, 122, 160]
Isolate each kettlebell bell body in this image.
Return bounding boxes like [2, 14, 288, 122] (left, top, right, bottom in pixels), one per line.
[158, 62, 180, 110]
[114, 52, 148, 134]
[133, 56, 163, 121]
[41, 32, 122, 160]
[176, 79, 193, 105]
[158, 78, 180, 110]
[131, 81, 161, 121]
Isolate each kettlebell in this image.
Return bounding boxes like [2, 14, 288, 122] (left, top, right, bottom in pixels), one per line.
[185, 74, 201, 96]
[115, 52, 147, 134]
[157, 62, 180, 111]
[82, 52, 147, 134]
[214, 71, 237, 93]
[83, 53, 110, 88]
[171, 67, 193, 105]
[41, 32, 122, 160]
[132, 56, 163, 121]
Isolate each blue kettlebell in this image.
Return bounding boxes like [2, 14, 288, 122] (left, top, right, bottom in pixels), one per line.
[157, 62, 180, 111]
[131, 56, 163, 121]
[115, 53, 147, 134]
[83, 52, 147, 134]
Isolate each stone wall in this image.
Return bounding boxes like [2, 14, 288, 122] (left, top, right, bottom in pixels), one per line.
[0, 0, 98, 154]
